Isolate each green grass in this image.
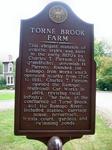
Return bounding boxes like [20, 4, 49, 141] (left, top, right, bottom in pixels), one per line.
[63, 115, 112, 150]
[0, 90, 14, 100]
[0, 110, 47, 150]
[0, 110, 112, 150]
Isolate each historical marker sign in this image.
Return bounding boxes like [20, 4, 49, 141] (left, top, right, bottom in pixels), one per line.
[15, 2, 96, 143]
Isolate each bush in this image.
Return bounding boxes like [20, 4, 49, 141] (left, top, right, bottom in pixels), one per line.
[97, 76, 112, 91]
[0, 76, 6, 87]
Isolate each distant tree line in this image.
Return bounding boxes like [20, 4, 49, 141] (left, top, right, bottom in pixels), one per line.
[94, 39, 112, 91]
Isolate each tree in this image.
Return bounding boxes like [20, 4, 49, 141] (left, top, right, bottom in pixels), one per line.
[0, 61, 3, 74]
[94, 40, 112, 91]
[94, 40, 107, 70]
[0, 76, 6, 87]
[94, 40, 105, 57]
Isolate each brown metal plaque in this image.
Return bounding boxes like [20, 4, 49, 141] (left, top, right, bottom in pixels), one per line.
[15, 2, 96, 142]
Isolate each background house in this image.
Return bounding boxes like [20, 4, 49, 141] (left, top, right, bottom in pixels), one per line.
[2, 55, 15, 87]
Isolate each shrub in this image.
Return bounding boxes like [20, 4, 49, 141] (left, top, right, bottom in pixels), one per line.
[0, 76, 7, 89]
[97, 76, 112, 91]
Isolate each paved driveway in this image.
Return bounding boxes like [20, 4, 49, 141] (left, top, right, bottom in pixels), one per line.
[96, 91, 112, 127]
[0, 100, 14, 111]
[96, 91, 112, 111]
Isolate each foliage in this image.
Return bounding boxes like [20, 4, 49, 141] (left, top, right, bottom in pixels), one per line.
[0, 61, 3, 74]
[96, 56, 112, 91]
[97, 77, 112, 91]
[94, 40, 105, 57]
[94, 40, 112, 91]
[0, 76, 6, 87]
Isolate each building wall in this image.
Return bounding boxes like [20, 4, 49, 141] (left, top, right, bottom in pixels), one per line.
[3, 61, 15, 86]
[3, 62, 8, 73]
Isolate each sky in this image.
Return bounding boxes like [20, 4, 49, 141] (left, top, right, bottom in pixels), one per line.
[0, 0, 112, 60]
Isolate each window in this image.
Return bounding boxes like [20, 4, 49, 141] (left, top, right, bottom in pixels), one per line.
[6, 76, 14, 85]
[8, 63, 13, 73]
[9, 67, 12, 72]
[11, 77, 13, 84]
[8, 77, 10, 84]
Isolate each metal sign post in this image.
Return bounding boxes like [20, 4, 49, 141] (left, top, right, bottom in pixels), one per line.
[48, 136, 62, 150]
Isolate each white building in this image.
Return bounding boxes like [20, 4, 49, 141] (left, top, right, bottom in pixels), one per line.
[2, 55, 15, 87]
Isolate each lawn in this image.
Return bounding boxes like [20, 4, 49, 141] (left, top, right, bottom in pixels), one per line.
[0, 90, 14, 100]
[0, 110, 47, 150]
[0, 110, 112, 150]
